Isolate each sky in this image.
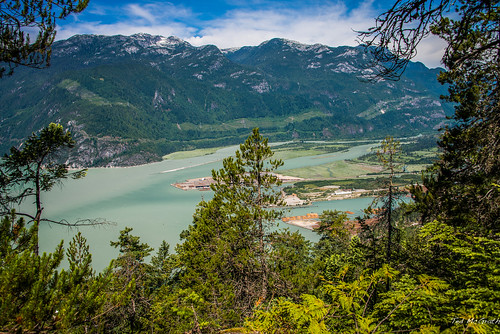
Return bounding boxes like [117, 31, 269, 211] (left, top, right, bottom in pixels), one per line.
[55, 0, 446, 68]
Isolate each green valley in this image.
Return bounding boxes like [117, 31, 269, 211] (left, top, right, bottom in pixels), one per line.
[0, 34, 450, 167]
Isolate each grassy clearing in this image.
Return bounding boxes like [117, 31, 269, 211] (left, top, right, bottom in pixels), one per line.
[177, 110, 325, 133]
[58, 79, 109, 105]
[271, 142, 355, 160]
[162, 140, 356, 161]
[162, 147, 221, 160]
[282, 160, 383, 179]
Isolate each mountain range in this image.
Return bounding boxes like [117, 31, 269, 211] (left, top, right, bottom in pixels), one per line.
[0, 33, 450, 167]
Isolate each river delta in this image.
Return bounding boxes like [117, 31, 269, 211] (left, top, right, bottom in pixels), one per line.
[39, 142, 378, 271]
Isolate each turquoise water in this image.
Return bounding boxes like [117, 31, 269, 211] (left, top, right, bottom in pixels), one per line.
[38, 142, 378, 271]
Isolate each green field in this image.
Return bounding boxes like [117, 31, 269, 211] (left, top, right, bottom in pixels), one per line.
[162, 137, 438, 190]
[162, 140, 361, 161]
[278, 135, 438, 198]
[162, 147, 222, 160]
[282, 160, 383, 179]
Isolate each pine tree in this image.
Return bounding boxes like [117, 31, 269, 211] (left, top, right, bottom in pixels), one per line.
[359, 0, 500, 233]
[0, 223, 126, 333]
[0, 123, 88, 254]
[157, 128, 284, 332]
[0, 0, 89, 77]
[105, 227, 153, 332]
[375, 136, 403, 263]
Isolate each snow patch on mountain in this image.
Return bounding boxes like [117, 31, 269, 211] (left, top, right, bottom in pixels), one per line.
[252, 81, 270, 93]
[307, 62, 322, 69]
[336, 49, 359, 58]
[230, 70, 245, 78]
[124, 46, 139, 54]
[331, 63, 360, 73]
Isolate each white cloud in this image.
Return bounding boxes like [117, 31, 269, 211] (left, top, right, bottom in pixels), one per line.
[411, 34, 446, 68]
[125, 4, 158, 24]
[55, 0, 445, 68]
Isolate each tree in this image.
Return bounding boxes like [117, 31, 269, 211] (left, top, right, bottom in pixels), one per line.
[357, 5, 500, 330]
[358, 0, 499, 79]
[267, 229, 316, 301]
[314, 210, 352, 258]
[0, 209, 33, 257]
[245, 265, 450, 334]
[355, 137, 404, 273]
[0, 226, 127, 333]
[312, 210, 356, 279]
[0, 123, 92, 254]
[404, 221, 500, 323]
[359, 0, 500, 233]
[208, 127, 284, 303]
[0, 0, 89, 77]
[106, 227, 154, 333]
[156, 128, 285, 332]
[375, 136, 403, 263]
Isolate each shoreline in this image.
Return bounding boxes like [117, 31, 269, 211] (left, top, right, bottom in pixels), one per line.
[172, 174, 305, 191]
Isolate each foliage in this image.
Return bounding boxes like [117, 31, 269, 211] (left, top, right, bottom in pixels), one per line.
[313, 210, 354, 276]
[0, 0, 89, 77]
[209, 127, 285, 300]
[0, 34, 449, 164]
[418, 0, 500, 233]
[0, 123, 85, 217]
[0, 123, 90, 253]
[0, 217, 127, 333]
[1, 121, 499, 332]
[409, 222, 500, 320]
[0, 209, 33, 257]
[322, 235, 365, 283]
[267, 229, 317, 300]
[103, 227, 154, 333]
[359, 0, 500, 234]
[246, 294, 330, 334]
[151, 128, 286, 332]
[245, 265, 451, 333]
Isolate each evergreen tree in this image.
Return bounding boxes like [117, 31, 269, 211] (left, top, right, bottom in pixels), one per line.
[267, 229, 316, 301]
[105, 227, 153, 333]
[359, 0, 500, 233]
[375, 136, 403, 263]
[0, 0, 89, 77]
[155, 128, 284, 332]
[355, 137, 404, 272]
[0, 221, 127, 333]
[212, 127, 284, 301]
[314, 210, 352, 259]
[357, 3, 500, 330]
[0, 123, 90, 254]
[312, 210, 356, 279]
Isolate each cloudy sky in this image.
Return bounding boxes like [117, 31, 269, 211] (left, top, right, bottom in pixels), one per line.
[56, 0, 446, 68]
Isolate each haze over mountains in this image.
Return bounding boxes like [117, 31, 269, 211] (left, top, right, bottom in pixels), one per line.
[0, 33, 450, 167]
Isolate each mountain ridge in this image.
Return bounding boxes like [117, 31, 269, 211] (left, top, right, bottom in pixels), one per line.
[0, 34, 450, 167]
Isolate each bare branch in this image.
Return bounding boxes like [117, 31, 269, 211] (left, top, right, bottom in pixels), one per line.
[357, 0, 452, 80]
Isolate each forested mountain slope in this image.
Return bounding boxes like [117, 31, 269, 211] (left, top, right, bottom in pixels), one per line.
[0, 34, 449, 166]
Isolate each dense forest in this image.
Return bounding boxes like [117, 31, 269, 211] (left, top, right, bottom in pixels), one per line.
[1, 0, 499, 333]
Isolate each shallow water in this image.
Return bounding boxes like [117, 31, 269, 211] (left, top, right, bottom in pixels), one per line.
[38, 142, 378, 271]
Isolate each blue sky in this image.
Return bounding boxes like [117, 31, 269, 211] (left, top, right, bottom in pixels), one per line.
[56, 0, 445, 68]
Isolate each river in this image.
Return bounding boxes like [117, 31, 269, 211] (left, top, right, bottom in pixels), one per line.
[39, 142, 378, 271]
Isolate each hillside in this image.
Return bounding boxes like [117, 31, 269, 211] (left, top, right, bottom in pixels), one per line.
[0, 34, 450, 167]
